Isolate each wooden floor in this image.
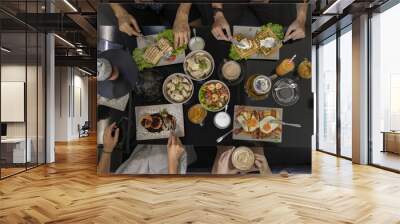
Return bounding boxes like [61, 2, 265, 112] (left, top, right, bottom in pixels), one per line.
[1, 167, 26, 178]
[1, 135, 400, 224]
[372, 150, 400, 171]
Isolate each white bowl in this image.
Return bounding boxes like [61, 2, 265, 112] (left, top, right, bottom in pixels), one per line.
[183, 50, 215, 81]
[198, 80, 230, 112]
[163, 73, 194, 104]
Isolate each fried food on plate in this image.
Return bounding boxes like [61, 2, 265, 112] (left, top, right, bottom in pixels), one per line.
[232, 34, 259, 59]
[255, 24, 283, 57]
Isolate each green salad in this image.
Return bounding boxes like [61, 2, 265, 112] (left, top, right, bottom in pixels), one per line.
[132, 48, 154, 71]
[229, 23, 284, 61]
[229, 45, 248, 61]
[260, 23, 284, 40]
[132, 29, 187, 71]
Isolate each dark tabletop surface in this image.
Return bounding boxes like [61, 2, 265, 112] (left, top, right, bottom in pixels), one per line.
[110, 26, 314, 150]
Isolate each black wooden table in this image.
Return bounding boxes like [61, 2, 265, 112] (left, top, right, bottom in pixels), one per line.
[129, 26, 313, 148]
[99, 25, 313, 173]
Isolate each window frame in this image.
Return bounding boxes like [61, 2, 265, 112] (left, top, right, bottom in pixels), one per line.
[315, 24, 353, 161]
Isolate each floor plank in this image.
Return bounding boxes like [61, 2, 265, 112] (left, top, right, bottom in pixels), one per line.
[0, 135, 399, 224]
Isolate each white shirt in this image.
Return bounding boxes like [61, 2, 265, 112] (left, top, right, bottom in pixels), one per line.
[115, 145, 196, 174]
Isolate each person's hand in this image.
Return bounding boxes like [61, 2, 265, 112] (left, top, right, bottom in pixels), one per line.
[216, 148, 240, 174]
[103, 122, 119, 153]
[173, 15, 190, 49]
[116, 12, 142, 37]
[284, 19, 306, 42]
[167, 132, 185, 163]
[167, 132, 185, 174]
[211, 12, 232, 41]
[254, 154, 271, 175]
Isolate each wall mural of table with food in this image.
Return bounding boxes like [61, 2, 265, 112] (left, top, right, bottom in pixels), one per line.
[97, 3, 312, 176]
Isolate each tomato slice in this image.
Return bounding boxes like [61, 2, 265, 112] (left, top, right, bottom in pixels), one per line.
[167, 55, 176, 62]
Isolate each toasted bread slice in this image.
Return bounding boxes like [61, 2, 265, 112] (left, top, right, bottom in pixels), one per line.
[259, 41, 282, 56]
[143, 46, 163, 65]
[232, 36, 259, 59]
[157, 38, 173, 55]
[255, 28, 282, 57]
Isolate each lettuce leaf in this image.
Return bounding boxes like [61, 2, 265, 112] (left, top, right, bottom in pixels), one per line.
[132, 48, 154, 71]
[229, 45, 241, 61]
[132, 29, 188, 71]
[157, 29, 187, 56]
[229, 45, 250, 61]
[260, 23, 284, 40]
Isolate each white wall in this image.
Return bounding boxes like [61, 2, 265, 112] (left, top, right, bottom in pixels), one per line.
[72, 73, 89, 138]
[1, 65, 38, 137]
[55, 67, 69, 141]
[1, 64, 46, 164]
[54, 67, 89, 141]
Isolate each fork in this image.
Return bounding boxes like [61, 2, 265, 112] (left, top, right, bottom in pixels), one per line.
[270, 120, 302, 128]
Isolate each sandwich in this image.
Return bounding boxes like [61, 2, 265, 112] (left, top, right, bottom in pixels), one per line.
[157, 38, 173, 55]
[132, 29, 187, 71]
[143, 46, 163, 65]
[142, 38, 173, 66]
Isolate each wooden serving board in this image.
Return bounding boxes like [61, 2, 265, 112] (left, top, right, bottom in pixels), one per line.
[232, 105, 283, 143]
[233, 26, 280, 61]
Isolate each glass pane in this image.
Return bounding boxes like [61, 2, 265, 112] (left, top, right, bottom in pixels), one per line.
[27, 32, 38, 169]
[1, 32, 28, 177]
[318, 36, 337, 154]
[339, 28, 352, 158]
[38, 33, 46, 165]
[371, 3, 400, 171]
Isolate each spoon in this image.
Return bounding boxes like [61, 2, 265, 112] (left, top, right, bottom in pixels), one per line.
[270, 120, 302, 128]
[274, 83, 297, 91]
[193, 28, 197, 41]
[216, 129, 234, 143]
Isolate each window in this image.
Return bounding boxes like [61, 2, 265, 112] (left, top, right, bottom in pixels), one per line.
[339, 27, 352, 158]
[389, 74, 400, 130]
[370, 2, 400, 171]
[317, 35, 337, 154]
[0, 2, 47, 179]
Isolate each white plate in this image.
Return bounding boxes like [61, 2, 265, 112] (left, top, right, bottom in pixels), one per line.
[137, 34, 185, 66]
[135, 104, 185, 140]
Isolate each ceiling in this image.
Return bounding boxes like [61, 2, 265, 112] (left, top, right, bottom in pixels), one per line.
[0, 0, 97, 73]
